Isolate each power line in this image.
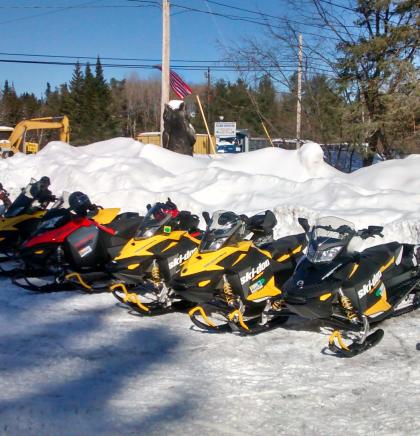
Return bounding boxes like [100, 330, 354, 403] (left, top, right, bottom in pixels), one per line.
[0, 51, 300, 65]
[0, 57, 335, 75]
[0, 0, 102, 26]
[128, 0, 357, 42]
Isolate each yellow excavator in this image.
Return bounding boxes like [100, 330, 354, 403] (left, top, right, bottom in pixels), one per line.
[0, 116, 70, 158]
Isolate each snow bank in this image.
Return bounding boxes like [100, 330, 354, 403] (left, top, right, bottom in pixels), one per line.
[1, 138, 420, 246]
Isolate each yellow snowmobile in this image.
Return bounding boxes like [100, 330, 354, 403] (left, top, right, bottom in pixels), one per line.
[171, 210, 307, 334]
[108, 199, 202, 314]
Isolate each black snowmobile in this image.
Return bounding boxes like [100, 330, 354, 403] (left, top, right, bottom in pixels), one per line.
[13, 191, 143, 293]
[0, 193, 68, 274]
[0, 179, 58, 259]
[108, 199, 203, 315]
[171, 210, 306, 334]
[282, 216, 420, 357]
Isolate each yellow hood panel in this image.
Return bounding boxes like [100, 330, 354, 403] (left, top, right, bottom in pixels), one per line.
[0, 210, 45, 231]
[180, 241, 253, 276]
[93, 208, 120, 225]
[115, 231, 193, 260]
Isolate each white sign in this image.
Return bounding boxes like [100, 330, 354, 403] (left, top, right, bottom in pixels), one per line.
[214, 122, 236, 137]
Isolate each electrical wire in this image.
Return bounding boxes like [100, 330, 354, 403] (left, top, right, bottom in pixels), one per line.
[0, 57, 335, 74]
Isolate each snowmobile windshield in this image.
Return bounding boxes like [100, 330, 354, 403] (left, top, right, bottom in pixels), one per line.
[30, 208, 72, 237]
[307, 216, 355, 263]
[200, 210, 243, 253]
[134, 203, 173, 240]
[4, 179, 37, 218]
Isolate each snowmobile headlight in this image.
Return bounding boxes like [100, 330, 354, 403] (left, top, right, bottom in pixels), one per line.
[200, 236, 229, 253]
[309, 246, 342, 263]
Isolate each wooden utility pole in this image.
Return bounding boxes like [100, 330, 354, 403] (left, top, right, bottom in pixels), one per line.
[296, 33, 302, 149]
[206, 67, 211, 125]
[161, 0, 170, 139]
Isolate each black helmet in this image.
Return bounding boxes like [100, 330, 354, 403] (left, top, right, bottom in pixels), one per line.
[69, 191, 92, 216]
[39, 176, 50, 185]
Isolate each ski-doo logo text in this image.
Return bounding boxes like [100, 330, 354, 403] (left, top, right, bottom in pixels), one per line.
[240, 259, 270, 285]
[357, 271, 382, 299]
[168, 248, 197, 270]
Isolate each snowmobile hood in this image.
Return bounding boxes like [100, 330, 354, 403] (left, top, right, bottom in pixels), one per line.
[179, 240, 254, 277]
[0, 210, 45, 232]
[114, 230, 199, 261]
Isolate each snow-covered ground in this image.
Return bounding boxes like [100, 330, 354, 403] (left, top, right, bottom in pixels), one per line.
[0, 139, 419, 434]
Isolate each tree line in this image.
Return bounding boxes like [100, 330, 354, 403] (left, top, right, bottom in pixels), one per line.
[0, 0, 418, 161]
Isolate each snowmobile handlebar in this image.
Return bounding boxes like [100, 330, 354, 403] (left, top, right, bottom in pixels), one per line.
[298, 217, 383, 239]
[357, 226, 384, 239]
[202, 211, 211, 225]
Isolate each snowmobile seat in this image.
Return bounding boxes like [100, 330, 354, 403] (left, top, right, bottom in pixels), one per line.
[107, 213, 143, 239]
[360, 242, 401, 266]
[178, 211, 200, 233]
[247, 210, 277, 236]
[260, 233, 306, 263]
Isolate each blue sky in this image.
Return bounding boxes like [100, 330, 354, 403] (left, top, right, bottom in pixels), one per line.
[0, 0, 338, 97]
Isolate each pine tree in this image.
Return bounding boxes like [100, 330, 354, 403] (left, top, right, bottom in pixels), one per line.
[336, 0, 419, 163]
[79, 62, 99, 143]
[94, 56, 117, 140]
[67, 62, 85, 143]
[1, 81, 22, 125]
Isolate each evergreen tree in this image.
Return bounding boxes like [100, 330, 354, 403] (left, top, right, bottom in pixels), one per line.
[336, 0, 419, 162]
[79, 62, 99, 143]
[94, 56, 117, 139]
[0, 81, 22, 125]
[67, 62, 85, 143]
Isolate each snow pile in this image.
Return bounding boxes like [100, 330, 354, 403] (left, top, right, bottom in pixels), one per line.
[1, 138, 420, 247]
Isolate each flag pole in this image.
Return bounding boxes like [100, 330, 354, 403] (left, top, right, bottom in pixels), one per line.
[261, 121, 274, 147]
[196, 95, 216, 154]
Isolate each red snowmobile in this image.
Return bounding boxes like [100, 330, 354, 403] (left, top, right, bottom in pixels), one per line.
[13, 191, 143, 293]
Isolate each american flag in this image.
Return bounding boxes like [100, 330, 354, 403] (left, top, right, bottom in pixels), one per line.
[154, 65, 193, 99]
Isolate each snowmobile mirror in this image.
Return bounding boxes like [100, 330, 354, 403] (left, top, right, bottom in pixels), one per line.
[368, 226, 384, 237]
[298, 217, 310, 233]
[202, 211, 211, 225]
[262, 210, 277, 232]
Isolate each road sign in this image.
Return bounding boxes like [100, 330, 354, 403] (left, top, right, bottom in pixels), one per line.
[214, 122, 236, 137]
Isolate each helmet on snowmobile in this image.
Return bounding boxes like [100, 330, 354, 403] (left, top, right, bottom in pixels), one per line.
[199, 210, 245, 252]
[39, 176, 51, 190]
[135, 199, 179, 239]
[69, 191, 92, 216]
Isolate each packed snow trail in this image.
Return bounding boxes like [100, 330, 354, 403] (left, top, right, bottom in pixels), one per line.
[0, 279, 418, 435]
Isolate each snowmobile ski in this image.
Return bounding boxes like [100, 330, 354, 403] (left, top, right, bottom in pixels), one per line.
[12, 274, 74, 293]
[328, 328, 385, 357]
[188, 301, 290, 334]
[110, 282, 191, 315]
